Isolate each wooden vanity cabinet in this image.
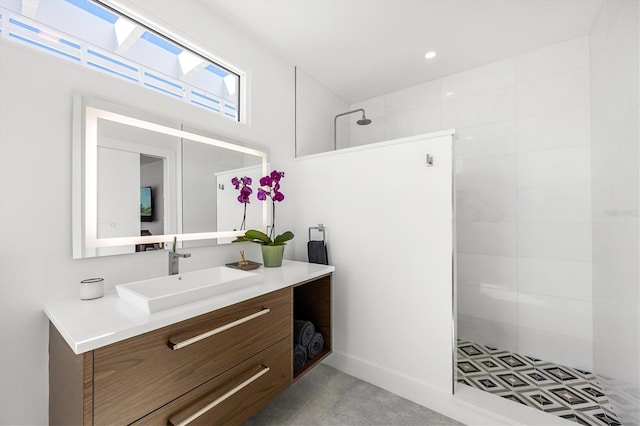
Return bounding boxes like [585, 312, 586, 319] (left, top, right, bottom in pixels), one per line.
[49, 273, 332, 426]
[93, 289, 290, 424]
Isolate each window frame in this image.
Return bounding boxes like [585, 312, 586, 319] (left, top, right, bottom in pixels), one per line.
[97, 0, 247, 124]
[0, 0, 248, 124]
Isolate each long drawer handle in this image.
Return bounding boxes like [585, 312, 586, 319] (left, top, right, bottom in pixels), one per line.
[168, 365, 270, 426]
[168, 307, 270, 350]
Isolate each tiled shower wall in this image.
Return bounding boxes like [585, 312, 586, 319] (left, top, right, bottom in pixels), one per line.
[590, 0, 639, 424]
[297, 36, 593, 371]
[349, 36, 593, 371]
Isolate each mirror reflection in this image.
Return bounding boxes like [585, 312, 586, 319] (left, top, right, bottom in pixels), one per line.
[73, 97, 267, 258]
[95, 117, 179, 256]
[181, 136, 263, 248]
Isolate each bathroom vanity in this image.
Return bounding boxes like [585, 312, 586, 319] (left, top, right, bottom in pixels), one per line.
[45, 260, 334, 425]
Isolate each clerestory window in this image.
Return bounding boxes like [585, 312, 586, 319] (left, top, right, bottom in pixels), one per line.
[0, 0, 241, 121]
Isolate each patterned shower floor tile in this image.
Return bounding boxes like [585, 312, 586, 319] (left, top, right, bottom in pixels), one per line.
[457, 340, 621, 426]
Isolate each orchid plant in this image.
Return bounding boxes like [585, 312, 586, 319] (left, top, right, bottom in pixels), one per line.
[231, 176, 252, 230]
[235, 170, 294, 246]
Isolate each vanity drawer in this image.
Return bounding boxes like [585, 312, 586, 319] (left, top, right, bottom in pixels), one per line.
[132, 336, 291, 426]
[92, 288, 291, 425]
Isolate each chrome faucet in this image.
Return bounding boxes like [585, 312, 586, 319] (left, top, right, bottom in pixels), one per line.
[168, 237, 191, 275]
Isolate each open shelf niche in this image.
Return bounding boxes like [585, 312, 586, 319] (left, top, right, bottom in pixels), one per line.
[292, 273, 332, 381]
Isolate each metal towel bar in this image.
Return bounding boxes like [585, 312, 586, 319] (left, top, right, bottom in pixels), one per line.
[308, 224, 325, 242]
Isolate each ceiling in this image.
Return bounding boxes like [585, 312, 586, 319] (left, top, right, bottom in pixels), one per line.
[200, 0, 603, 104]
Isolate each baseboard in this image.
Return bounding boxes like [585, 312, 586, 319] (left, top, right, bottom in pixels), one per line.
[323, 351, 570, 426]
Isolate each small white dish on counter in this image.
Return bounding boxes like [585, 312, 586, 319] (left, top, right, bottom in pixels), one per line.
[116, 266, 261, 313]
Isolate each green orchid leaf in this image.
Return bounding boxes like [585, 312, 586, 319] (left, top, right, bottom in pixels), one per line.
[273, 231, 294, 245]
[244, 229, 272, 244]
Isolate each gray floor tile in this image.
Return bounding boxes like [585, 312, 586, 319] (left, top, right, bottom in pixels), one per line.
[245, 364, 465, 426]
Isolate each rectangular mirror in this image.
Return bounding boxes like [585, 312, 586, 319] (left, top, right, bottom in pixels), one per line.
[72, 96, 268, 258]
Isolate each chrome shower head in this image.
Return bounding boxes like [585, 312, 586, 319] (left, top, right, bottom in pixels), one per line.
[334, 108, 373, 149]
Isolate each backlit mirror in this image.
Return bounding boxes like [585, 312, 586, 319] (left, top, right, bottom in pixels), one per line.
[72, 96, 267, 258]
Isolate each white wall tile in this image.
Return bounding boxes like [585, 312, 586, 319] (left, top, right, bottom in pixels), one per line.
[384, 104, 441, 141]
[348, 116, 386, 147]
[590, 0, 639, 121]
[517, 146, 591, 188]
[592, 107, 640, 183]
[592, 221, 639, 266]
[296, 128, 332, 157]
[455, 120, 516, 159]
[297, 68, 332, 104]
[384, 79, 441, 114]
[457, 222, 517, 256]
[457, 254, 517, 292]
[458, 284, 518, 325]
[518, 184, 591, 224]
[518, 292, 592, 340]
[297, 96, 331, 139]
[457, 187, 517, 223]
[442, 58, 515, 101]
[349, 95, 385, 119]
[449, 35, 597, 373]
[456, 154, 517, 190]
[457, 314, 518, 354]
[516, 107, 590, 153]
[515, 36, 589, 84]
[518, 327, 593, 372]
[518, 258, 592, 302]
[516, 68, 590, 117]
[592, 258, 639, 307]
[593, 300, 640, 382]
[591, 0, 640, 411]
[518, 222, 592, 262]
[442, 86, 515, 129]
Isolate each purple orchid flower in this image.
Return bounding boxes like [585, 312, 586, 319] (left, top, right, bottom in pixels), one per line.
[231, 176, 253, 230]
[257, 170, 286, 239]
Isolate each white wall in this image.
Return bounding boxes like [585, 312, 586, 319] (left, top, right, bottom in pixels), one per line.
[338, 36, 593, 370]
[290, 131, 455, 403]
[590, 0, 639, 424]
[0, 1, 295, 423]
[295, 67, 349, 155]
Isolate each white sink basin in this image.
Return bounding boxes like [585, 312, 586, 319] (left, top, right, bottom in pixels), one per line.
[116, 267, 261, 313]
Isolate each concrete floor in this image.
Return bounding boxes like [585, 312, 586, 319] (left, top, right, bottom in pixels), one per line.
[245, 364, 465, 425]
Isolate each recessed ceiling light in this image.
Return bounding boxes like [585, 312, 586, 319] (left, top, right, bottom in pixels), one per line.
[445, 91, 454, 97]
[425, 51, 437, 59]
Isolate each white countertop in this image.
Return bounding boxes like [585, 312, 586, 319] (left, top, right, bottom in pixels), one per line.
[44, 260, 334, 354]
